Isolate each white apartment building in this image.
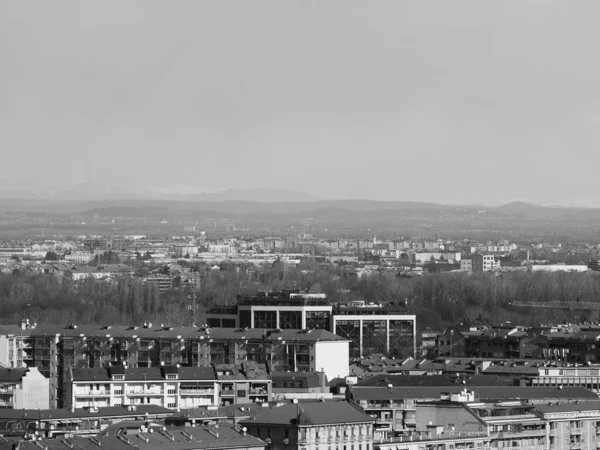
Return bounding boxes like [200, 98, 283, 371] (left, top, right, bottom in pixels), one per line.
[64, 251, 93, 263]
[67, 366, 218, 410]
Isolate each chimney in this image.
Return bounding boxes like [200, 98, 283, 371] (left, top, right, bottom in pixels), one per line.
[320, 368, 327, 393]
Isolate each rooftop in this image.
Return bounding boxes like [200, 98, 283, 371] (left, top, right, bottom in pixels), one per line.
[240, 401, 374, 427]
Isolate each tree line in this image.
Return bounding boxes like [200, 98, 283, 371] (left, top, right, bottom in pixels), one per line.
[1, 263, 598, 333]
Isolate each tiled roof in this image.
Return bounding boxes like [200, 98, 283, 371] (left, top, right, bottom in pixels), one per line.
[349, 386, 598, 401]
[272, 372, 324, 388]
[0, 325, 346, 343]
[536, 400, 600, 414]
[356, 374, 515, 387]
[17, 425, 265, 450]
[240, 401, 373, 426]
[0, 405, 173, 421]
[0, 368, 28, 382]
[71, 366, 216, 382]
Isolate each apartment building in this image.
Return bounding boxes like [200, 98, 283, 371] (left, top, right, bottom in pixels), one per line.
[64, 251, 93, 263]
[0, 323, 348, 408]
[347, 385, 597, 437]
[0, 367, 49, 409]
[240, 401, 374, 450]
[66, 365, 218, 410]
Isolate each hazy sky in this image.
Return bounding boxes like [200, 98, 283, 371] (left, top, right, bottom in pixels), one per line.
[1, 1, 599, 205]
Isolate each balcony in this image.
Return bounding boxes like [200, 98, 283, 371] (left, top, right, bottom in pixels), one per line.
[75, 390, 110, 397]
[375, 431, 489, 444]
[126, 389, 163, 396]
[363, 402, 414, 410]
[249, 389, 269, 396]
[492, 429, 547, 438]
[179, 389, 215, 396]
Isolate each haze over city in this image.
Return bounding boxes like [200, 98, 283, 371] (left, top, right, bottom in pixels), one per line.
[2, 1, 600, 206]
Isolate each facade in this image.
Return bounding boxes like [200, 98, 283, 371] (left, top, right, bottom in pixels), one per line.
[66, 365, 219, 410]
[240, 401, 374, 450]
[530, 365, 600, 393]
[348, 385, 598, 436]
[332, 311, 416, 359]
[0, 367, 49, 409]
[460, 259, 472, 271]
[0, 323, 348, 408]
[64, 251, 93, 263]
[206, 292, 417, 360]
[536, 401, 600, 450]
[206, 292, 333, 331]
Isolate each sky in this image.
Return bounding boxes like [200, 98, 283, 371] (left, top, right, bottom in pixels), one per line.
[1, 1, 599, 205]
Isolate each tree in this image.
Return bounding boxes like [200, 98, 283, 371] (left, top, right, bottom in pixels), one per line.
[45, 251, 59, 261]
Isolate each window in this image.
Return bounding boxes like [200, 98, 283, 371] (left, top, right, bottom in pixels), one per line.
[114, 389, 123, 395]
[167, 402, 176, 408]
[167, 389, 176, 395]
[166, 374, 177, 380]
[113, 375, 124, 380]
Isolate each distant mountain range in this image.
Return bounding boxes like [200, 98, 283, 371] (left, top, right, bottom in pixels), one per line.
[0, 183, 320, 203]
[1, 183, 600, 221]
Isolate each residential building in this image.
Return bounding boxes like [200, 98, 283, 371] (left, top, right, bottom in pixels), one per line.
[64, 251, 93, 263]
[240, 401, 374, 450]
[0, 367, 49, 409]
[347, 385, 597, 436]
[0, 324, 348, 409]
[66, 365, 219, 410]
[536, 401, 600, 450]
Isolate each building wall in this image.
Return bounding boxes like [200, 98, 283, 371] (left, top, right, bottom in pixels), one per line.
[68, 378, 219, 410]
[13, 367, 50, 409]
[314, 341, 350, 380]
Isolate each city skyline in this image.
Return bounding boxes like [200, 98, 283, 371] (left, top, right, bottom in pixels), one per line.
[2, 1, 600, 205]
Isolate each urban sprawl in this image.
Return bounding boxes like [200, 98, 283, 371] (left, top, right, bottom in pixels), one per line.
[1, 232, 600, 450]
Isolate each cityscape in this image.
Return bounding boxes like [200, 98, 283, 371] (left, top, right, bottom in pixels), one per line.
[3, 1, 600, 450]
